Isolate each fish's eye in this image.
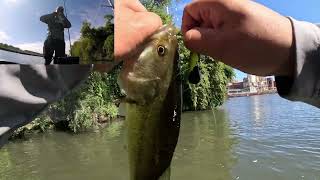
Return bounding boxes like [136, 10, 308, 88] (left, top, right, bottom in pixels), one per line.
[157, 45, 166, 57]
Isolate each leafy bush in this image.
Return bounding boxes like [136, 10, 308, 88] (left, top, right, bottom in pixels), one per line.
[49, 70, 121, 133]
[10, 114, 54, 139]
[71, 15, 114, 63]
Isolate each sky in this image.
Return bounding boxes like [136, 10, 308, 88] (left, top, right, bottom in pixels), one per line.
[0, 0, 113, 54]
[169, 0, 320, 81]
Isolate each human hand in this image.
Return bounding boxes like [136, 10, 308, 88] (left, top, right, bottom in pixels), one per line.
[58, 14, 65, 22]
[182, 0, 294, 76]
[114, 0, 163, 61]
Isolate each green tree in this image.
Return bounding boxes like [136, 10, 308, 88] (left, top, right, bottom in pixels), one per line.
[48, 67, 121, 133]
[71, 15, 114, 63]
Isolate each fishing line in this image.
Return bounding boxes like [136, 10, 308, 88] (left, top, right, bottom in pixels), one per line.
[63, 0, 72, 55]
[107, 0, 114, 11]
[175, 56, 217, 121]
[210, 101, 217, 125]
[92, 0, 105, 26]
[173, 60, 200, 84]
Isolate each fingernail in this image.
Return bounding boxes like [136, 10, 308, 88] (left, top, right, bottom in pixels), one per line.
[186, 31, 193, 40]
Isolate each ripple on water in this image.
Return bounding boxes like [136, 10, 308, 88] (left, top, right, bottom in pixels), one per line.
[227, 95, 320, 179]
[2, 94, 320, 179]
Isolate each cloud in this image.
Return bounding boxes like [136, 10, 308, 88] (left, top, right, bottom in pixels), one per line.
[70, 3, 107, 27]
[15, 31, 81, 55]
[15, 42, 43, 53]
[0, 31, 11, 43]
[3, 0, 22, 6]
[4, 0, 18, 3]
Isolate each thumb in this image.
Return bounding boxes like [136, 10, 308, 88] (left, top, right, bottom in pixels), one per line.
[184, 27, 228, 60]
[120, 12, 162, 59]
[133, 12, 163, 39]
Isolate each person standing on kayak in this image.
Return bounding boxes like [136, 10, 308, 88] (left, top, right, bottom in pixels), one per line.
[40, 6, 72, 65]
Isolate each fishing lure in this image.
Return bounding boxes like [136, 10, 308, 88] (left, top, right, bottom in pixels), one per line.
[188, 52, 201, 84]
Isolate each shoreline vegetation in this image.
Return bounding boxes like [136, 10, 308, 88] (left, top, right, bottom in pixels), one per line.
[10, 1, 235, 140]
[71, 15, 114, 64]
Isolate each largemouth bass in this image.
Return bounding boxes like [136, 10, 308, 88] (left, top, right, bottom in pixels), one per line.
[118, 24, 181, 180]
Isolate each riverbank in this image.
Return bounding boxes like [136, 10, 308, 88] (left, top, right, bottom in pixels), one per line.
[10, 115, 125, 141]
[228, 89, 277, 98]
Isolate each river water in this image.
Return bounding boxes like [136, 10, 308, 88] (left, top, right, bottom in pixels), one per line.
[1, 94, 320, 180]
[0, 49, 44, 64]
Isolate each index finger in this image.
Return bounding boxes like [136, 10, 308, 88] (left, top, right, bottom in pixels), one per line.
[119, 0, 147, 12]
[181, 2, 201, 35]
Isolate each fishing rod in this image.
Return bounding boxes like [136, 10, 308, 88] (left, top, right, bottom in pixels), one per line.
[63, 0, 72, 56]
[103, 0, 114, 10]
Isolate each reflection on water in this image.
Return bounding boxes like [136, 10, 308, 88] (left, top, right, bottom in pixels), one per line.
[252, 96, 262, 124]
[0, 109, 236, 180]
[0, 121, 129, 180]
[2, 94, 320, 179]
[172, 109, 238, 180]
[226, 94, 320, 180]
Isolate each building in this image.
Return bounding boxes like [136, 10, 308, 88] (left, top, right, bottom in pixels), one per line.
[242, 75, 270, 93]
[267, 78, 277, 90]
[227, 74, 277, 97]
[243, 76, 256, 93]
[227, 82, 244, 94]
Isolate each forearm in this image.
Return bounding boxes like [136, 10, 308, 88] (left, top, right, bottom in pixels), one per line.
[63, 17, 72, 28]
[40, 13, 53, 24]
[275, 18, 320, 107]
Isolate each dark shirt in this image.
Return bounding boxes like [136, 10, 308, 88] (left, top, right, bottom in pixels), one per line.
[275, 18, 320, 108]
[40, 13, 72, 40]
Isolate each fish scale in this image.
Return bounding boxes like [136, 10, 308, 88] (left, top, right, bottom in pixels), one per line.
[118, 24, 181, 180]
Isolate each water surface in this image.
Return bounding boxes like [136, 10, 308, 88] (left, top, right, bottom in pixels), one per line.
[1, 94, 320, 180]
[0, 49, 44, 64]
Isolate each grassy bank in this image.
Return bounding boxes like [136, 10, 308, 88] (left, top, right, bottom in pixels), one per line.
[10, 70, 122, 140]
